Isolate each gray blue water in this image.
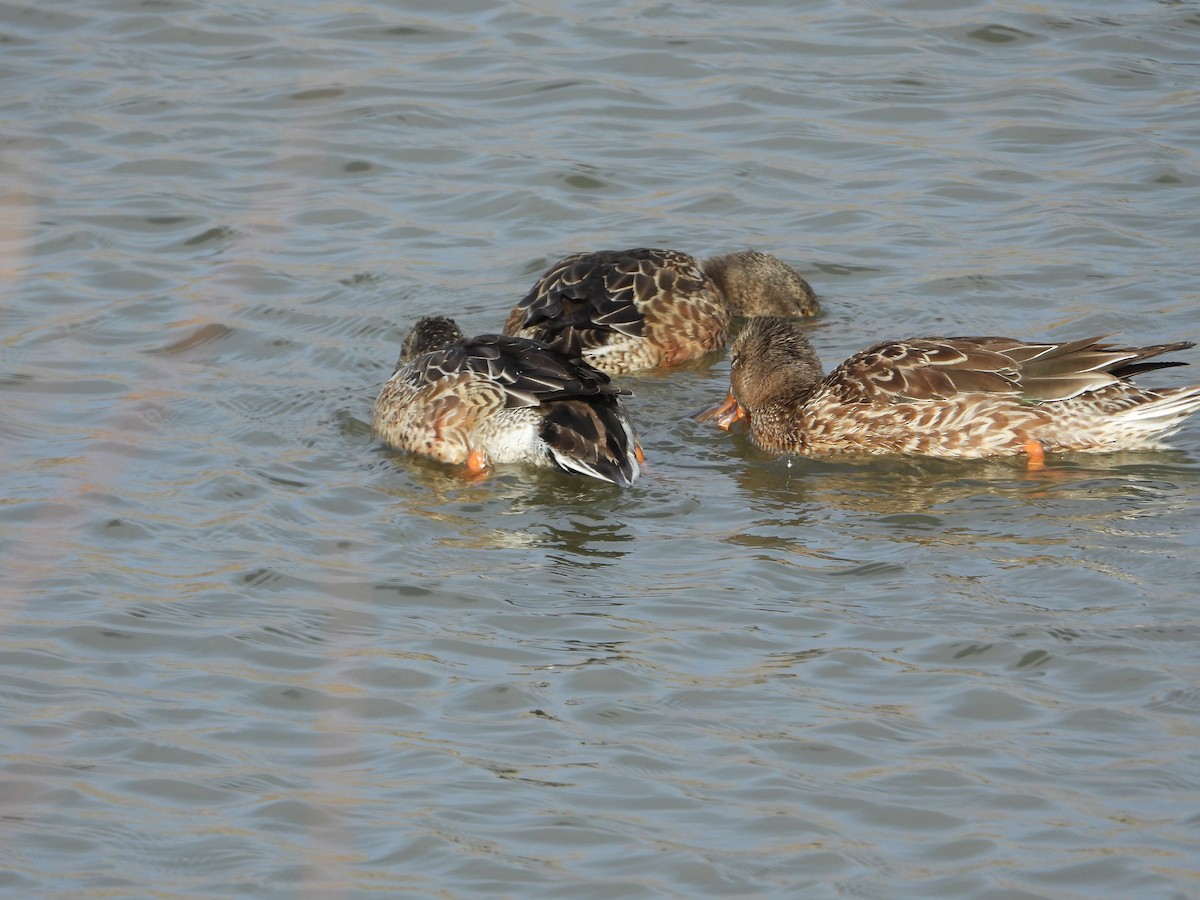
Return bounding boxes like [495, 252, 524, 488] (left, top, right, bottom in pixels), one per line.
[3, 1, 1199, 896]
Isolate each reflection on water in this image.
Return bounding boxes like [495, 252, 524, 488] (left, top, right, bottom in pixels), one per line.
[375, 452, 639, 559]
[714, 416, 1200, 517]
[3, 0, 1200, 896]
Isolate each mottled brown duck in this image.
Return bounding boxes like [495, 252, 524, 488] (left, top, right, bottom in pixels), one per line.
[700, 316, 1200, 463]
[373, 316, 643, 485]
[503, 248, 818, 374]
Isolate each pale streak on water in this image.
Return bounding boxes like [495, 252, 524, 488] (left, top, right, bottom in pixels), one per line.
[2, 0, 1199, 896]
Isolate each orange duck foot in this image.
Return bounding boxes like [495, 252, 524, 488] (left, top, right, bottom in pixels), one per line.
[1023, 439, 1046, 472]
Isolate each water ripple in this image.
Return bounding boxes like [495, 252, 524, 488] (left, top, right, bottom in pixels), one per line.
[2, 0, 1199, 896]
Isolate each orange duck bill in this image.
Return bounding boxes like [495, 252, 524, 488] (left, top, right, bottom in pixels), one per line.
[695, 391, 748, 430]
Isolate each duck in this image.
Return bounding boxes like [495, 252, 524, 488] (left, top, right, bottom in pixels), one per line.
[502, 248, 819, 374]
[372, 316, 643, 485]
[699, 316, 1200, 463]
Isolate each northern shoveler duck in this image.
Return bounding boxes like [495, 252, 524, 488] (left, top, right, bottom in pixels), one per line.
[372, 316, 643, 485]
[699, 316, 1200, 462]
[502, 248, 819, 374]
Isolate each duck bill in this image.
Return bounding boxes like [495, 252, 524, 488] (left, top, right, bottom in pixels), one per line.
[695, 391, 748, 431]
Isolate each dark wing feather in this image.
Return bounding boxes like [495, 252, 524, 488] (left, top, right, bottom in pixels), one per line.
[405, 332, 630, 409]
[540, 397, 640, 487]
[510, 248, 710, 341]
[1113, 359, 1192, 378]
[1107, 341, 1194, 378]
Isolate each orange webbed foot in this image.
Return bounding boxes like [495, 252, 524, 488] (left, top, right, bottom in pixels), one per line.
[1023, 439, 1046, 472]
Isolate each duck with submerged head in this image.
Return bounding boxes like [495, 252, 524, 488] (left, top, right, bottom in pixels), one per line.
[700, 316, 1200, 463]
[503, 248, 819, 374]
[372, 316, 643, 485]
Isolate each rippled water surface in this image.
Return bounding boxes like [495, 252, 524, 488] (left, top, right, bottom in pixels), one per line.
[3, 0, 1200, 896]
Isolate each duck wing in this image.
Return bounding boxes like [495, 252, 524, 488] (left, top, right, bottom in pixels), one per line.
[824, 337, 1025, 403]
[540, 397, 642, 487]
[403, 332, 630, 408]
[985, 335, 1196, 401]
[506, 248, 710, 341]
[825, 335, 1197, 405]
